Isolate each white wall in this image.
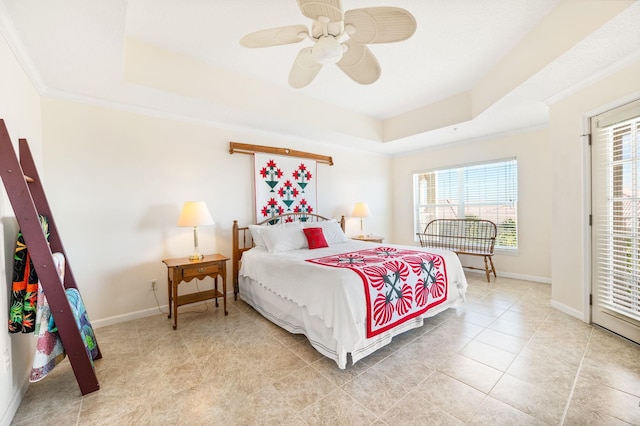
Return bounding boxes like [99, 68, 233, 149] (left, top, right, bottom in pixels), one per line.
[390, 127, 552, 283]
[0, 31, 42, 424]
[40, 98, 392, 324]
[549, 59, 640, 319]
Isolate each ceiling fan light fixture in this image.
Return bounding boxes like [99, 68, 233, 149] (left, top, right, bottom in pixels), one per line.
[312, 36, 343, 64]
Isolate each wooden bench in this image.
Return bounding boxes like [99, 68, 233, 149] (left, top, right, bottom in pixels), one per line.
[417, 219, 497, 282]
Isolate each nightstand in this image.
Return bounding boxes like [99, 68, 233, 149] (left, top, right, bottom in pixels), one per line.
[162, 253, 229, 329]
[352, 235, 384, 243]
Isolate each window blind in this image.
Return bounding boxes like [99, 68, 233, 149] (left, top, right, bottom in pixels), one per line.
[592, 105, 640, 328]
[414, 158, 518, 250]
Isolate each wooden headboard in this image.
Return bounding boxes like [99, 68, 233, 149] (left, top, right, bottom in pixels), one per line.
[232, 213, 346, 300]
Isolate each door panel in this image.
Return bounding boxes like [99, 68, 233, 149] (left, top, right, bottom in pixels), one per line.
[591, 99, 640, 344]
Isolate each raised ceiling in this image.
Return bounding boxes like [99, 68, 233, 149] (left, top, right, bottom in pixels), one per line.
[1, 0, 639, 154]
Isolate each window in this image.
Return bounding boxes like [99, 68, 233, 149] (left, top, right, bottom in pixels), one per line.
[413, 158, 518, 250]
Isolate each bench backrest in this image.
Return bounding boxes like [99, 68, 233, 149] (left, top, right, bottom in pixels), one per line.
[417, 219, 497, 254]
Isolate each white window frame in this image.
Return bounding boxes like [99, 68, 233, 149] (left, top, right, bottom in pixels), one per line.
[413, 158, 518, 251]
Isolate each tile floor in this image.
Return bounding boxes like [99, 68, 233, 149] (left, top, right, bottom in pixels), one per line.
[10, 275, 640, 425]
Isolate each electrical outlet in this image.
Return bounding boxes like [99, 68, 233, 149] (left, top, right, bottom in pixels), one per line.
[150, 279, 157, 291]
[3, 349, 9, 372]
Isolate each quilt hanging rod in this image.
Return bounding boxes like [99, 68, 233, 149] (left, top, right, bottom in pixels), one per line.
[229, 141, 333, 166]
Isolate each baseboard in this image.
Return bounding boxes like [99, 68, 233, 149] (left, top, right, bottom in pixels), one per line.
[463, 268, 551, 284]
[91, 305, 169, 328]
[550, 299, 585, 321]
[1, 371, 30, 426]
[91, 290, 236, 328]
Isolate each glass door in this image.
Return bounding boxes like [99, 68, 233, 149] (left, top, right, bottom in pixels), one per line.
[591, 99, 640, 344]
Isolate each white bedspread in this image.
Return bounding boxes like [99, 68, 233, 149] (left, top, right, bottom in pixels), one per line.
[239, 241, 468, 353]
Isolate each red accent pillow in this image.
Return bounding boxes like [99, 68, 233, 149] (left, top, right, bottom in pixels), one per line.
[303, 227, 329, 249]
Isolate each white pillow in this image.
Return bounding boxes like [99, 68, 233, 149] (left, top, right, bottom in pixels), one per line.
[303, 220, 349, 245]
[260, 223, 307, 253]
[249, 220, 301, 248]
[248, 225, 266, 248]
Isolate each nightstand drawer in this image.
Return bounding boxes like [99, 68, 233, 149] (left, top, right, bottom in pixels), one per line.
[182, 264, 220, 278]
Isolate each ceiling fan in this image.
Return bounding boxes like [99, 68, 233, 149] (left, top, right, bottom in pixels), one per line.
[239, 0, 417, 88]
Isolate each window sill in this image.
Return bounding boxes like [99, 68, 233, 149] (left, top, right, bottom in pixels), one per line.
[495, 248, 519, 256]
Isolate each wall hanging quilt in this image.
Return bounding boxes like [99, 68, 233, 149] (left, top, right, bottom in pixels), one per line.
[307, 246, 449, 338]
[254, 153, 317, 224]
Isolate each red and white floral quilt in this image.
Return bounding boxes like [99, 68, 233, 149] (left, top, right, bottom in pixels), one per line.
[307, 246, 448, 338]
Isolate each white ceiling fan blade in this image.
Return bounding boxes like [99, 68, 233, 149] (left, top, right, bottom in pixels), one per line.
[297, 0, 342, 22]
[336, 40, 380, 85]
[289, 47, 323, 88]
[240, 25, 308, 48]
[344, 7, 417, 44]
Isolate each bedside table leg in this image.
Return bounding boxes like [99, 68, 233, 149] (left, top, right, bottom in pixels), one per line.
[167, 274, 172, 319]
[214, 276, 219, 307]
[172, 281, 178, 330]
[223, 275, 228, 315]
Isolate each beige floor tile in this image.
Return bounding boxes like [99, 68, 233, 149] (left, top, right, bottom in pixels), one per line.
[563, 399, 635, 425]
[467, 396, 547, 426]
[570, 376, 640, 425]
[299, 388, 378, 425]
[213, 383, 302, 424]
[270, 365, 336, 411]
[375, 348, 436, 388]
[432, 316, 486, 339]
[506, 359, 576, 398]
[459, 339, 517, 371]
[340, 366, 410, 417]
[77, 393, 151, 425]
[10, 404, 81, 426]
[488, 316, 542, 340]
[499, 308, 550, 324]
[438, 353, 503, 393]
[578, 356, 640, 397]
[474, 328, 529, 354]
[453, 308, 498, 327]
[381, 391, 466, 425]
[413, 371, 487, 422]
[490, 373, 569, 425]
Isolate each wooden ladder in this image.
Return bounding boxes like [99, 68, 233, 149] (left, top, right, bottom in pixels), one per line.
[0, 119, 100, 395]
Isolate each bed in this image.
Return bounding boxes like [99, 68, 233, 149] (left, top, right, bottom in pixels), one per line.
[232, 213, 468, 368]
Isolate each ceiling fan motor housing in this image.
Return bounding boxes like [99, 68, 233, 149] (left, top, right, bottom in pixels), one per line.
[312, 36, 343, 64]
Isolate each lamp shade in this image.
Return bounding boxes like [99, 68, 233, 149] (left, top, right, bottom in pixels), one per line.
[351, 202, 372, 218]
[177, 201, 214, 227]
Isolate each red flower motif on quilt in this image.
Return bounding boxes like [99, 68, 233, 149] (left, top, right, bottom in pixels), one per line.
[413, 256, 439, 307]
[430, 272, 447, 298]
[404, 255, 428, 275]
[362, 265, 388, 291]
[374, 292, 394, 325]
[259, 159, 284, 193]
[293, 198, 314, 219]
[396, 282, 414, 316]
[261, 197, 284, 219]
[366, 260, 413, 326]
[415, 277, 430, 307]
[277, 180, 299, 211]
[373, 247, 400, 258]
[292, 163, 312, 194]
